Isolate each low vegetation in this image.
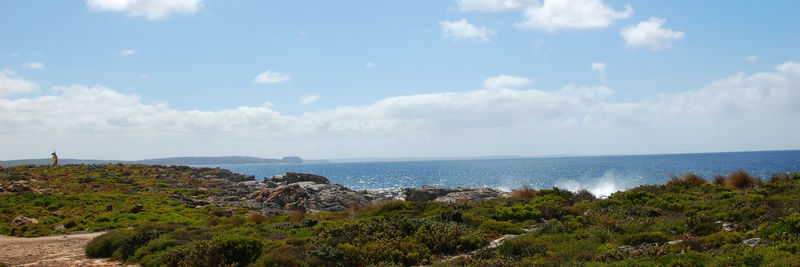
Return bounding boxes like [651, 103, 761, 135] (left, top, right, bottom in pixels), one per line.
[2, 164, 800, 266]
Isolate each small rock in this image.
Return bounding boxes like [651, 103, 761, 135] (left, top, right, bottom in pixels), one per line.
[617, 245, 636, 251]
[210, 208, 236, 217]
[743, 238, 764, 247]
[10, 216, 38, 226]
[53, 224, 66, 231]
[667, 240, 683, 245]
[130, 204, 145, 213]
[106, 204, 113, 211]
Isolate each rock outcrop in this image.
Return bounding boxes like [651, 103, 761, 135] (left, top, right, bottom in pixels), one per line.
[180, 172, 504, 215]
[403, 186, 503, 203]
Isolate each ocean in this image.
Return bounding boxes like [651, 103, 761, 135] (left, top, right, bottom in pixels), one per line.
[203, 150, 800, 197]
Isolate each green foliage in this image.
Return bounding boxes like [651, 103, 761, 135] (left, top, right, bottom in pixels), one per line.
[620, 232, 669, 245]
[85, 229, 134, 258]
[179, 234, 263, 267]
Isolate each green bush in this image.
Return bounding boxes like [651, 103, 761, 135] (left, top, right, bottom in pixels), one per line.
[479, 219, 522, 235]
[85, 229, 134, 258]
[497, 234, 548, 257]
[700, 232, 743, 248]
[620, 232, 669, 245]
[496, 203, 541, 221]
[179, 234, 263, 267]
[115, 229, 160, 260]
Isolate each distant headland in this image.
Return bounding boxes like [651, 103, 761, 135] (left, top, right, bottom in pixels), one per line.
[0, 156, 323, 167]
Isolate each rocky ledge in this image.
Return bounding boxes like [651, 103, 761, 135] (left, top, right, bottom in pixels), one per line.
[171, 172, 504, 215]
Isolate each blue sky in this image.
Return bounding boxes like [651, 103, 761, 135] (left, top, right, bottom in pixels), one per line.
[2, 0, 800, 160]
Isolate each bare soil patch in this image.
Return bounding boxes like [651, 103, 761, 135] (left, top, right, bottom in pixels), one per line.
[0, 232, 123, 266]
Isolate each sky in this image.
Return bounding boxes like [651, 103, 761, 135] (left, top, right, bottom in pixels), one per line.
[1, 0, 800, 160]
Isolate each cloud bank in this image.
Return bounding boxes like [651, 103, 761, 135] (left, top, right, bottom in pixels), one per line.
[86, 0, 201, 20]
[2, 63, 800, 159]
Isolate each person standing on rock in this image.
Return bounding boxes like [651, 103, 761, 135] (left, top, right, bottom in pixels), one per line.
[51, 151, 58, 167]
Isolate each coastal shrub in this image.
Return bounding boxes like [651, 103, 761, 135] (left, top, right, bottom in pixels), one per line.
[620, 232, 669, 246]
[115, 229, 160, 260]
[497, 234, 548, 257]
[479, 219, 523, 235]
[179, 234, 263, 267]
[438, 208, 463, 223]
[496, 203, 541, 221]
[85, 229, 134, 258]
[666, 173, 706, 189]
[700, 231, 743, 248]
[574, 189, 596, 202]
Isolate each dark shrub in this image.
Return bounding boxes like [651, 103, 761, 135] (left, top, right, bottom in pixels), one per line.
[85, 229, 133, 258]
[180, 234, 263, 267]
[438, 208, 463, 223]
[116, 229, 160, 260]
[498, 235, 548, 257]
[574, 189, 596, 202]
[621, 231, 669, 245]
[701, 232, 743, 248]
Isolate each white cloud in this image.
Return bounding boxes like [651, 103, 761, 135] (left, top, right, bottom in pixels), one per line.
[456, 0, 536, 12]
[439, 19, 496, 43]
[0, 70, 39, 97]
[620, 17, 685, 50]
[139, 74, 151, 79]
[120, 49, 136, 56]
[591, 62, 606, 82]
[8, 53, 19, 57]
[743, 56, 759, 63]
[253, 70, 291, 84]
[515, 0, 633, 32]
[300, 94, 320, 104]
[2, 62, 800, 159]
[22, 62, 46, 70]
[483, 75, 532, 89]
[86, 0, 201, 20]
[366, 62, 376, 68]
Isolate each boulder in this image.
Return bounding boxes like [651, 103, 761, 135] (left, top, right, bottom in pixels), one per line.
[10, 216, 38, 226]
[267, 172, 330, 186]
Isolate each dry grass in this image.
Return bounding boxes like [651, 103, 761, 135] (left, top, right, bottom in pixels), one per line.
[712, 174, 726, 185]
[725, 170, 760, 188]
[667, 173, 707, 187]
[510, 185, 537, 200]
[246, 211, 268, 224]
[768, 173, 790, 183]
[288, 209, 305, 223]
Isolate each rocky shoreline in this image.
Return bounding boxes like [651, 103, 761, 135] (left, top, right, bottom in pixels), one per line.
[171, 171, 506, 215]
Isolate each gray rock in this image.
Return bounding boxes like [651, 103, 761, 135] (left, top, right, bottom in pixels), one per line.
[267, 172, 330, 186]
[10, 216, 38, 226]
[404, 186, 503, 202]
[743, 238, 764, 247]
[130, 204, 145, 213]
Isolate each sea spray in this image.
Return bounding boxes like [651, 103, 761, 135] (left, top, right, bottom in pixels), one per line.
[556, 170, 641, 198]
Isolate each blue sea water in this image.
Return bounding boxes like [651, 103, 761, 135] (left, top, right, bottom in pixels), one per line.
[204, 150, 800, 197]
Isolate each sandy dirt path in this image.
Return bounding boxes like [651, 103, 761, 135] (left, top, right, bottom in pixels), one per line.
[0, 232, 123, 267]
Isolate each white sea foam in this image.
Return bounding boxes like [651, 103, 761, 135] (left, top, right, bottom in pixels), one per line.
[556, 171, 635, 198]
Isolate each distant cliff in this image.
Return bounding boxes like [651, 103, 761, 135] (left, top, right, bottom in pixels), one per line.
[0, 156, 304, 167]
